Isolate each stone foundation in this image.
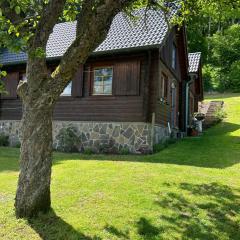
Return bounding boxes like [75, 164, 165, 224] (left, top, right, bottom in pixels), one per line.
[0, 120, 170, 154]
[154, 124, 171, 144]
[0, 121, 21, 147]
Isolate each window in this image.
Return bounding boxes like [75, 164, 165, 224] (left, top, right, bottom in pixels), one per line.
[172, 44, 177, 69]
[20, 73, 27, 81]
[93, 67, 113, 95]
[161, 73, 168, 99]
[61, 81, 72, 96]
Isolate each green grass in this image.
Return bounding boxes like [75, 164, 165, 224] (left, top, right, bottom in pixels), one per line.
[0, 93, 240, 240]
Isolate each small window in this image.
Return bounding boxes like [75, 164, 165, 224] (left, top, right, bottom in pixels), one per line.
[172, 44, 177, 69]
[61, 81, 72, 96]
[93, 67, 113, 95]
[20, 73, 27, 81]
[161, 74, 168, 99]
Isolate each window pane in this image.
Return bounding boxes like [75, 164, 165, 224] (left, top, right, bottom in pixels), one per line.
[94, 76, 102, 85]
[172, 45, 177, 69]
[94, 85, 103, 94]
[93, 67, 112, 95]
[22, 73, 27, 81]
[61, 81, 72, 96]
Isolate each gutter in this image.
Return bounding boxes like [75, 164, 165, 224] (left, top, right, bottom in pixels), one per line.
[185, 74, 196, 132]
[0, 44, 162, 67]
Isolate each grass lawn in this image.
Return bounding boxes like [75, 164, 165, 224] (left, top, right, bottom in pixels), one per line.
[0, 93, 240, 240]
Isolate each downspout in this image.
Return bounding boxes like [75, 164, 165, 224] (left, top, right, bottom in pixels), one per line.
[185, 75, 195, 132]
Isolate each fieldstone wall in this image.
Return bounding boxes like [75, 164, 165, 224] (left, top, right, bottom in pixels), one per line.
[53, 121, 152, 154]
[0, 120, 170, 154]
[0, 121, 21, 146]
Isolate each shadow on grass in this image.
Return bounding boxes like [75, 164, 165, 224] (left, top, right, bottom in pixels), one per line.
[25, 182, 240, 240]
[28, 209, 101, 240]
[104, 218, 164, 240]
[104, 225, 130, 239]
[155, 182, 240, 239]
[54, 121, 240, 169]
[136, 217, 164, 239]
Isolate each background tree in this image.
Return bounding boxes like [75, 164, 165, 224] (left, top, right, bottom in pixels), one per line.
[185, 0, 240, 91]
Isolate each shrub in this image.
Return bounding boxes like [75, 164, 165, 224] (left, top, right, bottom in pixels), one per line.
[55, 126, 81, 153]
[0, 133, 9, 146]
[214, 107, 227, 122]
[83, 148, 94, 155]
[119, 147, 130, 155]
[14, 141, 21, 148]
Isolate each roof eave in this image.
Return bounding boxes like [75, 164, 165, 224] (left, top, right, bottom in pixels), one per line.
[91, 44, 161, 56]
[0, 44, 162, 66]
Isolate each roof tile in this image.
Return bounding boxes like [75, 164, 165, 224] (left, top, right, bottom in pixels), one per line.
[188, 52, 201, 73]
[0, 7, 178, 65]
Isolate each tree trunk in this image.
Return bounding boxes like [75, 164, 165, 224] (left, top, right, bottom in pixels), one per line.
[15, 100, 54, 218]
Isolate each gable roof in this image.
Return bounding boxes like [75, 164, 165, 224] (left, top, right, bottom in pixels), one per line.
[0, 6, 179, 66]
[188, 52, 201, 73]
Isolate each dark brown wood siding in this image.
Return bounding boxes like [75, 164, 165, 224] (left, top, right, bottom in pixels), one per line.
[147, 51, 172, 126]
[113, 60, 140, 96]
[160, 27, 181, 80]
[149, 26, 186, 128]
[0, 53, 147, 122]
[1, 72, 19, 99]
[71, 64, 84, 97]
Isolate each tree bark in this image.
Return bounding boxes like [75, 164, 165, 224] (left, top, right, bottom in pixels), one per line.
[15, 99, 54, 218]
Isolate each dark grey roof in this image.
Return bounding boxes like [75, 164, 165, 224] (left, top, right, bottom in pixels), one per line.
[188, 52, 201, 73]
[0, 7, 178, 66]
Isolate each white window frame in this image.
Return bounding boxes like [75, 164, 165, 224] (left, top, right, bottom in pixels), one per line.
[93, 66, 113, 95]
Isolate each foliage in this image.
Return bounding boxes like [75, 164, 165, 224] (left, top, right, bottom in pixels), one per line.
[55, 126, 81, 153]
[202, 64, 221, 90]
[0, 93, 240, 239]
[13, 141, 21, 148]
[83, 148, 94, 155]
[228, 61, 240, 92]
[119, 147, 130, 155]
[214, 106, 227, 121]
[208, 24, 240, 92]
[0, 70, 7, 94]
[186, 1, 240, 92]
[0, 133, 9, 146]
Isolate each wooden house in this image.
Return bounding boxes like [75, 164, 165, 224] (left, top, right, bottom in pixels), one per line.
[0, 7, 203, 153]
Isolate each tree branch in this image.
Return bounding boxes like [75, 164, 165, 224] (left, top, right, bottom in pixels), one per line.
[30, 0, 67, 49]
[26, 0, 67, 96]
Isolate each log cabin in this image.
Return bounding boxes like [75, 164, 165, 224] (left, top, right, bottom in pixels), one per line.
[0, 6, 203, 153]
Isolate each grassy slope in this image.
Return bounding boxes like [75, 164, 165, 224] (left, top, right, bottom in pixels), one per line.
[0, 93, 240, 240]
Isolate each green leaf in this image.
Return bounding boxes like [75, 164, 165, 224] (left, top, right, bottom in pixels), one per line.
[15, 6, 21, 15]
[1, 71, 7, 77]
